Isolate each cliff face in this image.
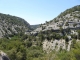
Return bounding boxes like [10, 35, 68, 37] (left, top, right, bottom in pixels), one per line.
[0, 13, 31, 38]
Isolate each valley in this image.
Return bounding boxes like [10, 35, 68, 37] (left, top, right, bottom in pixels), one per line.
[0, 5, 80, 60]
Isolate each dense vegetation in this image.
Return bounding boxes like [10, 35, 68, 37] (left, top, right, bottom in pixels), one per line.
[0, 29, 80, 60]
[0, 35, 43, 60]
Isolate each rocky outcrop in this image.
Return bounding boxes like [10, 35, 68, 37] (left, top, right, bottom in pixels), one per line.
[0, 50, 10, 60]
[43, 39, 72, 53]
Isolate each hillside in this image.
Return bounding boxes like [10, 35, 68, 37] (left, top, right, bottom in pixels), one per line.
[0, 13, 31, 38]
[31, 5, 80, 34]
[30, 5, 80, 54]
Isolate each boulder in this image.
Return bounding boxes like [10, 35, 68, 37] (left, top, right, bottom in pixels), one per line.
[0, 51, 10, 60]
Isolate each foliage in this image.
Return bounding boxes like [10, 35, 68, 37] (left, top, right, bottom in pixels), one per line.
[0, 31, 80, 60]
[0, 36, 44, 60]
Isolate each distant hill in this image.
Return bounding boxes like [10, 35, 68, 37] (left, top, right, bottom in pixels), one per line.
[30, 24, 40, 30]
[0, 13, 31, 38]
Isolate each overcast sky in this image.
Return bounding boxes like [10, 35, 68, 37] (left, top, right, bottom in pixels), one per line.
[0, 0, 80, 25]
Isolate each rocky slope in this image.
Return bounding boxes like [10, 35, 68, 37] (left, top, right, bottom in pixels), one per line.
[31, 5, 80, 34]
[30, 5, 80, 52]
[0, 13, 31, 38]
[43, 39, 73, 53]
